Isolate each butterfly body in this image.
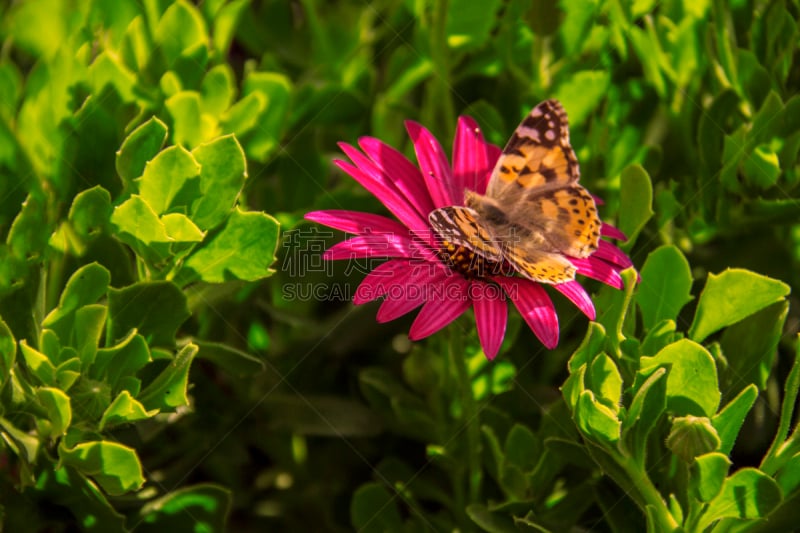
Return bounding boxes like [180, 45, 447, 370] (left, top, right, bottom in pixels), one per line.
[429, 100, 600, 285]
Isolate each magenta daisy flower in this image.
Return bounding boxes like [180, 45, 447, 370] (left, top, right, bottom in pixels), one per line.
[306, 114, 632, 360]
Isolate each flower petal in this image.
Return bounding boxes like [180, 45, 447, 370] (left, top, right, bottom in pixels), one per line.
[334, 153, 428, 236]
[473, 282, 507, 360]
[452, 116, 492, 202]
[405, 121, 457, 207]
[571, 257, 624, 290]
[594, 240, 635, 270]
[553, 280, 596, 320]
[376, 268, 449, 322]
[358, 137, 435, 217]
[601, 223, 627, 241]
[305, 210, 409, 235]
[496, 277, 559, 349]
[408, 275, 472, 340]
[354, 259, 413, 304]
[324, 234, 416, 260]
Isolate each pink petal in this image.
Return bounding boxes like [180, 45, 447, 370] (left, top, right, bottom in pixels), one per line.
[376, 268, 448, 322]
[358, 137, 435, 217]
[496, 277, 559, 349]
[305, 210, 409, 236]
[553, 280, 596, 320]
[408, 275, 472, 340]
[571, 257, 624, 290]
[323, 234, 416, 260]
[601, 223, 627, 241]
[452, 116, 492, 202]
[334, 154, 428, 236]
[592, 195, 605, 205]
[483, 144, 502, 193]
[354, 259, 412, 304]
[594, 240, 634, 270]
[472, 283, 508, 360]
[405, 121, 457, 207]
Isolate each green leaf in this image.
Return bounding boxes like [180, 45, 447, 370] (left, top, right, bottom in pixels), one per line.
[0, 416, 39, 464]
[92, 330, 152, 389]
[111, 195, 172, 261]
[636, 246, 693, 330]
[58, 440, 145, 496]
[43, 263, 110, 341]
[696, 468, 782, 530]
[469, 504, 521, 533]
[138, 343, 198, 410]
[617, 164, 654, 247]
[154, 0, 208, 67]
[568, 322, 606, 372]
[622, 367, 666, 463]
[575, 390, 621, 446]
[68, 186, 112, 239]
[99, 391, 157, 430]
[712, 384, 759, 455]
[640, 319, 679, 356]
[73, 304, 107, 368]
[639, 339, 720, 417]
[775, 453, 800, 495]
[350, 482, 403, 533]
[20, 340, 56, 385]
[689, 269, 790, 342]
[211, 0, 248, 56]
[720, 301, 787, 392]
[446, 0, 503, 51]
[561, 363, 586, 412]
[178, 208, 279, 283]
[743, 144, 781, 188]
[504, 424, 538, 472]
[200, 64, 235, 116]
[116, 116, 168, 188]
[691, 453, 731, 503]
[8, 195, 48, 263]
[555, 70, 611, 126]
[190, 135, 247, 230]
[194, 339, 265, 376]
[36, 387, 72, 436]
[220, 91, 266, 137]
[0, 317, 15, 386]
[139, 145, 201, 215]
[161, 213, 204, 245]
[588, 353, 623, 411]
[240, 71, 292, 161]
[107, 281, 189, 346]
[137, 484, 232, 532]
[165, 91, 205, 148]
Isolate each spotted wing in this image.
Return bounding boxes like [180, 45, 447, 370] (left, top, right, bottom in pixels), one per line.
[487, 99, 600, 259]
[501, 243, 577, 285]
[428, 206, 503, 262]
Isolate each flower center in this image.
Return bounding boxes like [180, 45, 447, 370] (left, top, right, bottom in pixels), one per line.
[437, 240, 512, 280]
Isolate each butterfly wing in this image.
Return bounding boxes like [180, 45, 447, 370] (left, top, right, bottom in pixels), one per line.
[428, 206, 503, 262]
[486, 99, 600, 260]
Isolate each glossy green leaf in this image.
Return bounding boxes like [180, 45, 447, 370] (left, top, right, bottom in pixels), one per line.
[743, 144, 781, 188]
[568, 322, 606, 372]
[59, 440, 145, 496]
[555, 70, 611, 126]
[640, 319, 679, 356]
[446, 0, 503, 51]
[107, 281, 189, 347]
[36, 387, 71, 436]
[712, 384, 759, 455]
[99, 391, 157, 430]
[0, 416, 39, 463]
[636, 246, 693, 330]
[115, 116, 169, 187]
[165, 91, 205, 148]
[211, 0, 248, 56]
[775, 453, 800, 495]
[43, 263, 110, 340]
[588, 353, 623, 411]
[137, 484, 232, 532]
[154, 0, 207, 67]
[690, 452, 731, 503]
[689, 269, 790, 342]
[73, 304, 107, 368]
[696, 468, 782, 530]
[20, 340, 56, 385]
[640, 339, 720, 417]
[68, 186, 112, 238]
[190, 135, 247, 230]
[617, 164, 654, 247]
[622, 367, 666, 463]
[111, 195, 171, 258]
[178, 208, 279, 283]
[200, 64, 235, 115]
[575, 391, 621, 445]
[240, 71, 292, 161]
[139, 145, 201, 215]
[138, 343, 198, 410]
[8, 195, 48, 263]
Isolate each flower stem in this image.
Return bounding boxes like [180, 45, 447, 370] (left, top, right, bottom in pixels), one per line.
[450, 326, 481, 505]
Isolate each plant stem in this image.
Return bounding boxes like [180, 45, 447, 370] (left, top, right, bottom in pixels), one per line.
[450, 326, 481, 504]
[621, 456, 680, 532]
[428, 0, 455, 139]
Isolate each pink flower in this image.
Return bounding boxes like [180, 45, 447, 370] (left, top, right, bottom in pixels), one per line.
[306, 116, 632, 360]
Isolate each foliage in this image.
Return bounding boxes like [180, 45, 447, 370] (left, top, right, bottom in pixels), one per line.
[0, 0, 798, 531]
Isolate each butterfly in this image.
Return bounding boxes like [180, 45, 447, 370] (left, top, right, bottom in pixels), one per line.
[428, 99, 600, 284]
